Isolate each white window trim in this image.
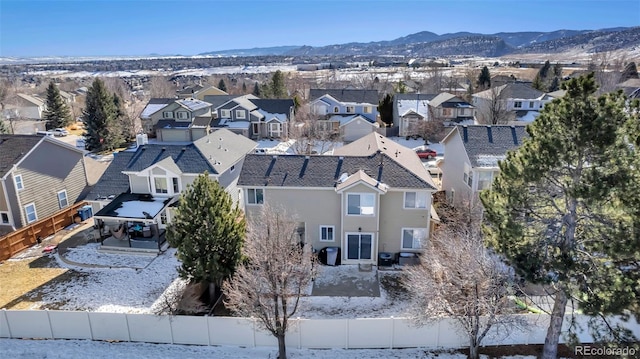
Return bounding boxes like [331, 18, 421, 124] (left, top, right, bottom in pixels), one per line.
[24, 202, 37, 223]
[235, 109, 246, 119]
[220, 109, 231, 118]
[333, 106, 339, 113]
[363, 106, 372, 114]
[401, 227, 427, 250]
[150, 172, 180, 196]
[246, 188, 264, 205]
[57, 190, 69, 209]
[403, 191, 429, 209]
[463, 163, 473, 189]
[513, 101, 522, 109]
[346, 106, 355, 113]
[15, 174, 24, 191]
[319, 225, 335, 242]
[177, 111, 190, 120]
[269, 122, 282, 137]
[346, 193, 376, 216]
[0, 211, 10, 225]
[162, 111, 174, 119]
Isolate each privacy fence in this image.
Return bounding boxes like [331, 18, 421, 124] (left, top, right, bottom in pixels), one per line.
[2, 310, 639, 349]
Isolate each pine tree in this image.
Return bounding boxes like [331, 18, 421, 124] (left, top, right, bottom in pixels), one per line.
[167, 172, 246, 304]
[532, 74, 544, 91]
[43, 81, 72, 129]
[269, 70, 287, 98]
[378, 93, 393, 126]
[0, 119, 9, 134]
[217, 79, 227, 92]
[252, 82, 261, 97]
[242, 82, 247, 93]
[481, 73, 640, 359]
[83, 78, 122, 152]
[477, 66, 491, 90]
[112, 94, 131, 142]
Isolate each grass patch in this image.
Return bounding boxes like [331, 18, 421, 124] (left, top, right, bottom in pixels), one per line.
[0, 256, 69, 309]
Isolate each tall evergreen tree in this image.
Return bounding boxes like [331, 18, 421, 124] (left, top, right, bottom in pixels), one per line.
[217, 79, 227, 92]
[269, 70, 287, 98]
[112, 94, 132, 142]
[167, 172, 246, 304]
[481, 73, 640, 359]
[242, 82, 247, 93]
[532, 74, 544, 92]
[477, 66, 491, 90]
[83, 78, 122, 152]
[43, 81, 72, 129]
[378, 93, 394, 126]
[252, 82, 261, 97]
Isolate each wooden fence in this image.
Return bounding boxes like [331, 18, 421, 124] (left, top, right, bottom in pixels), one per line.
[0, 201, 88, 261]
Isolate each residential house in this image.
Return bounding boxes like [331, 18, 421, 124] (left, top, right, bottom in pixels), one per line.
[308, 89, 380, 142]
[440, 125, 529, 205]
[140, 98, 213, 142]
[0, 135, 88, 235]
[394, 93, 475, 137]
[616, 78, 640, 99]
[238, 133, 439, 265]
[212, 95, 294, 140]
[472, 82, 553, 124]
[2, 93, 46, 120]
[87, 129, 257, 252]
[178, 84, 227, 100]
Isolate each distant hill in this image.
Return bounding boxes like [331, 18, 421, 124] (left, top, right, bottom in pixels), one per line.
[198, 27, 638, 58]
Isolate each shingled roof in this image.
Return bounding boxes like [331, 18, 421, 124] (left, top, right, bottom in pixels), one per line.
[474, 82, 545, 100]
[248, 99, 294, 116]
[123, 143, 215, 174]
[85, 151, 135, 201]
[448, 125, 529, 168]
[0, 135, 45, 178]
[238, 153, 435, 189]
[309, 89, 379, 104]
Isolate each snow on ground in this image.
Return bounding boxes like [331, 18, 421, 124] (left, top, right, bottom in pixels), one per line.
[63, 243, 155, 269]
[0, 339, 539, 359]
[29, 248, 180, 313]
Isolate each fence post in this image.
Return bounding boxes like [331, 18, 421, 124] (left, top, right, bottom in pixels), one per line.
[2, 309, 13, 338]
[297, 317, 301, 349]
[436, 318, 441, 348]
[206, 315, 211, 346]
[345, 319, 349, 349]
[125, 314, 132, 342]
[252, 317, 256, 348]
[86, 311, 94, 340]
[169, 316, 174, 344]
[45, 309, 54, 339]
[390, 316, 394, 349]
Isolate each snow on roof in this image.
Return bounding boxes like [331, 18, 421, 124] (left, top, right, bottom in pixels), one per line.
[257, 109, 288, 123]
[516, 111, 539, 122]
[141, 103, 169, 118]
[397, 99, 429, 118]
[473, 154, 506, 168]
[176, 98, 211, 111]
[113, 198, 168, 219]
[217, 119, 251, 129]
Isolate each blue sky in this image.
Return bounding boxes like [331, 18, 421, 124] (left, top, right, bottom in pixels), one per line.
[1, 0, 638, 57]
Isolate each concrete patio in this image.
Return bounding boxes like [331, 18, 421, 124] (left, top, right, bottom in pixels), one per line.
[311, 264, 381, 297]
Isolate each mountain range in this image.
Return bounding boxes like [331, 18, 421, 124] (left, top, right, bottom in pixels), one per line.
[200, 27, 639, 58]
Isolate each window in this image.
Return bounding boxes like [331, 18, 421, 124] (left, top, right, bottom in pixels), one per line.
[404, 192, 428, 209]
[363, 106, 372, 114]
[172, 178, 179, 193]
[162, 111, 174, 119]
[154, 177, 168, 194]
[177, 111, 189, 120]
[230, 165, 235, 173]
[529, 101, 535, 108]
[514, 101, 522, 108]
[463, 164, 473, 188]
[235, 110, 246, 119]
[0, 212, 9, 224]
[15, 174, 23, 190]
[333, 106, 339, 113]
[220, 109, 231, 118]
[269, 122, 282, 137]
[320, 225, 335, 242]
[247, 188, 264, 204]
[252, 123, 259, 135]
[24, 203, 37, 223]
[442, 108, 453, 117]
[477, 171, 496, 190]
[347, 193, 375, 215]
[346, 106, 355, 113]
[402, 228, 427, 250]
[57, 190, 68, 209]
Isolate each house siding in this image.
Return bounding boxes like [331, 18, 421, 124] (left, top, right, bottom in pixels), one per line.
[129, 175, 149, 194]
[441, 131, 474, 203]
[341, 184, 379, 234]
[158, 129, 190, 142]
[4, 177, 21, 227]
[0, 181, 8, 212]
[13, 141, 87, 225]
[379, 190, 431, 254]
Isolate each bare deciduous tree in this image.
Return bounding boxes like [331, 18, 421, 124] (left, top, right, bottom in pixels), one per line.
[403, 203, 524, 359]
[148, 76, 176, 98]
[476, 86, 511, 125]
[223, 205, 316, 359]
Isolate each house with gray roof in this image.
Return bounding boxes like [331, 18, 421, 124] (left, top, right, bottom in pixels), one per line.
[140, 98, 213, 142]
[472, 82, 553, 124]
[440, 125, 529, 204]
[308, 89, 380, 142]
[88, 129, 256, 252]
[212, 95, 295, 140]
[238, 132, 438, 265]
[2, 93, 47, 120]
[178, 84, 227, 100]
[0, 135, 88, 236]
[393, 93, 475, 137]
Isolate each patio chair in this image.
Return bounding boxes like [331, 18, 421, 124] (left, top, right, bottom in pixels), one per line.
[110, 223, 127, 240]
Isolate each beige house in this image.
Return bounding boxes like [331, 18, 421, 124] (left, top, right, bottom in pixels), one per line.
[177, 84, 228, 100]
[87, 129, 257, 252]
[0, 135, 89, 236]
[2, 93, 46, 120]
[238, 133, 438, 265]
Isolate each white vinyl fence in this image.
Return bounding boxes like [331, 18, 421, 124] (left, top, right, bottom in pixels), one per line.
[1, 310, 639, 349]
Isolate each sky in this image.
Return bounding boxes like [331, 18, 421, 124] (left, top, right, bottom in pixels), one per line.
[0, 0, 638, 57]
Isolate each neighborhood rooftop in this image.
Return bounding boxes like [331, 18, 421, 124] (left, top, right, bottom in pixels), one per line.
[453, 125, 529, 168]
[310, 89, 379, 104]
[475, 82, 546, 100]
[0, 135, 45, 178]
[85, 151, 135, 201]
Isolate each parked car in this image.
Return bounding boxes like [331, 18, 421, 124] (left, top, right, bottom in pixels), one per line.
[36, 130, 54, 137]
[52, 128, 69, 137]
[415, 148, 437, 159]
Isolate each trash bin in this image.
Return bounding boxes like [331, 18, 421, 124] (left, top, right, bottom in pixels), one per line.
[378, 252, 393, 267]
[326, 247, 338, 266]
[398, 252, 419, 266]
